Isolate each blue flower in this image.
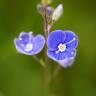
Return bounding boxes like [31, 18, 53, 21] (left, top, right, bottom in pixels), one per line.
[14, 32, 45, 55]
[47, 30, 78, 62]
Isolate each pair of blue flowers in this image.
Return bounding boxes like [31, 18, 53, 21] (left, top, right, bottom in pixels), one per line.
[14, 30, 78, 68]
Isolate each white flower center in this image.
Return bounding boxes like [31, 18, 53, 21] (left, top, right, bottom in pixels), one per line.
[24, 43, 33, 52]
[58, 43, 66, 52]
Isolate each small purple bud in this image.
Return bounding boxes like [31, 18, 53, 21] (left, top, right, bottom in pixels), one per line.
[37, 4, 53, 17]
[47, 7, 53, 16]
[37, 4, 45, 15]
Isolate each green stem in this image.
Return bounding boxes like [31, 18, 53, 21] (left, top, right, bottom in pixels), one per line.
[53, 64, 62, 78]
[49, 65, 62, 96]
[33, 55, 45, 67]
[33, 55, 40, 63]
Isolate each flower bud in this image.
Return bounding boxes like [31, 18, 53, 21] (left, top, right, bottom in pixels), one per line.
[52, 4, 63, 22]
[41, 0, 53, 5]
[37, 4, 53, 20]
[47, 7, 53, 16]
[37, 4, 45, 15]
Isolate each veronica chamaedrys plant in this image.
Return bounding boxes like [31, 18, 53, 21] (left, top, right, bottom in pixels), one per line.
[47, 30, 78, 67]
[14, 0, 79, 95]
[14, 32, 45, 55]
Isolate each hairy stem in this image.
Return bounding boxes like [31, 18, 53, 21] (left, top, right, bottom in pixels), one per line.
[44, 6, 49, 38]
[43, 6, 51, 95]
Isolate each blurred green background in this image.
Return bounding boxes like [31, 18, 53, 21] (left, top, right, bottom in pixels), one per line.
[0, 0, 96, 96]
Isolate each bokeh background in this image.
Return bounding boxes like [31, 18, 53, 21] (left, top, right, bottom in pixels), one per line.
[0, 0, 96, 96]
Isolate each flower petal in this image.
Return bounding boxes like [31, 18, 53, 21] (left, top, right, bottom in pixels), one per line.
[31, 35, 45, 54]
[47, 30, 66, 50]
[14, 38, 32, 55]
[47, 50, 76, 61]
[66, 49, 76, 57]
[64, 31, 78, 49]
[47, 49, 76, 61]
[19, 32, 34, 45]
[58, 57, 75, 68]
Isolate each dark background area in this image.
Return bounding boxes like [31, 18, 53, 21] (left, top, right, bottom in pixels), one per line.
[0, 0, 96, 96]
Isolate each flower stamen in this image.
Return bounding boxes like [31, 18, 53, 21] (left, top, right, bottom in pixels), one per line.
[24, 43, 33, 52]
[55, 43, 66, 53]
[65, 37, 76, 45]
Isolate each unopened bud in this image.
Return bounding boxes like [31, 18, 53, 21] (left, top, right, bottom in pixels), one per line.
[37, 4, 53, 18]
[37, 4, 45, 15]
[52, 4, 63, 22]
[46, 7, 53, 16]
[41, 0, 53, 5]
